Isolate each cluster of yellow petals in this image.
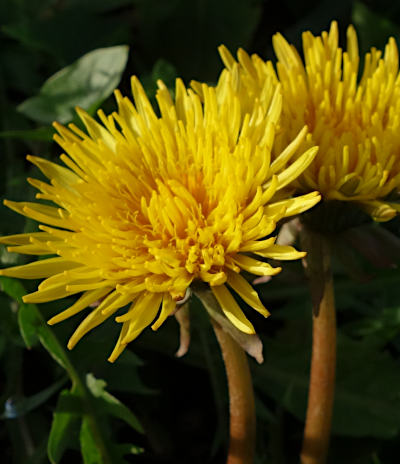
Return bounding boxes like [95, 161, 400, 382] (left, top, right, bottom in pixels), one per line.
[0, 73, 319, 361]
[220, 21, 400, 221]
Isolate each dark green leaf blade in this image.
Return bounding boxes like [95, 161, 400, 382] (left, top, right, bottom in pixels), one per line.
[0, 276, 72, 372]
[18, 45, 129, 124]
[86, 374, 143, 433]
[48, 389, 82, 464]
[80, 417, 103, 464]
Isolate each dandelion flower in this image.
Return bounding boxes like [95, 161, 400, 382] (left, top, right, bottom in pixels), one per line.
[0, 74, 319, 361]
[219, 21, 400, 222]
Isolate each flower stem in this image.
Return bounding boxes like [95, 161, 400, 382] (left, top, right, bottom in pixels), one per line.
[212, 321, 256, 464]
[300, 228, 336, 464]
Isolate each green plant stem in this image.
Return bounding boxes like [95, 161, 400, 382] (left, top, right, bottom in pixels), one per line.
[300, 229, 336, 464]
[212, 321, 256, 464]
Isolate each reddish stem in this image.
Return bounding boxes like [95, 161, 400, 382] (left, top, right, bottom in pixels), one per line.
[212, 322, 256, 464]
[301, 229, 336, 464]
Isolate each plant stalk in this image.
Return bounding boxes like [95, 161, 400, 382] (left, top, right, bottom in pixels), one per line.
[300, 228, 336, 464]
[212, 321, 256, 464]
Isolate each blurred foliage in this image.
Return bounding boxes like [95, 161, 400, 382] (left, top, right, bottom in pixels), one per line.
[1, 0, 400, 463]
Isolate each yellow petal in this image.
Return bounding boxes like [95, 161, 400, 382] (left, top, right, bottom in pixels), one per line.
[67, 300, 121, 350]
[254, 244, 306, 260]
[275, 147, 318, 190]
[23, 283, 76, 303]
[27, 155, 80, 187]
[264, 192, 320, 218]
[4, 200, 69, 229]
[119, 293, 163, 344]
[0, 232, 56, 246]
[359, 200, 397, 222]
[226, 270, 270, 317]
[151, 293, 177, 330]
[211, 284, 255, 334]
[116, 292, 162, 324]
[75, 107, 116, 152]
[239, 237, 276, 252]
[218, 44, 236, 70]
[99, 291, 137, 316]
[108, 322, 130, 363]
[270, 126, 308, 174]
[48, 287, 111, 325]
[0, 257, 79, 279]
[233, 254, 281, 276]
[6, 243, 53, 255]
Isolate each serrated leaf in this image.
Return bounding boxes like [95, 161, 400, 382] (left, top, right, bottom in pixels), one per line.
[48, 389, 82, 464]
[18, 46, 129, 124]
[86, 373, 143, 433]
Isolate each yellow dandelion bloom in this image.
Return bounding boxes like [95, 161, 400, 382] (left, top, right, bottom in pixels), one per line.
[219, 21, 400, 221]
[0, 74, 320, 361]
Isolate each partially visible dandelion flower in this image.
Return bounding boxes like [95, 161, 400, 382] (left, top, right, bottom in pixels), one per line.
[219, 21, 400, 221]
[0, 73, 319, 361]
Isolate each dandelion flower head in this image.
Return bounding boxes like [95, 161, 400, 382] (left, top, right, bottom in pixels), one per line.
[0, 74, 320, 361]
[219, 21, 400, 221]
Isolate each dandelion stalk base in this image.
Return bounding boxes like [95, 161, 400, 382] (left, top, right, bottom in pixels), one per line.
[300, 229, 336, 464]
[212, 321, 256, 464]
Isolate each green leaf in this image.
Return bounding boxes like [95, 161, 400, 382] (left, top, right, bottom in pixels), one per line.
[86, 373, 143, 433]
[48, 389, 82, 464]
[0, 276, 39, 348]
[80, 417, 103, 464]
[18, 45, 129, 124]
[17, 299, 40, 349]
[0, 276, 73, 372]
